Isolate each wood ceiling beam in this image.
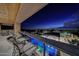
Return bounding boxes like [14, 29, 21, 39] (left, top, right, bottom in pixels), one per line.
[7, 3, 20, 24]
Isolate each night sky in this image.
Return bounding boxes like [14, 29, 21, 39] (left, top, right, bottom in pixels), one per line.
[21, 3, 79, 29]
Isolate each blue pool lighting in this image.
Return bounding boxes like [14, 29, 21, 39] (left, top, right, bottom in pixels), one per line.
[29, 37, 57, 56]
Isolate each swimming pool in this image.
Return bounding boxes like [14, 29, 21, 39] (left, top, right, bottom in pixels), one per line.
[29, 37, 57, 56]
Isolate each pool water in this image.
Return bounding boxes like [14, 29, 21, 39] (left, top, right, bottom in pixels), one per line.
[29, 37, 57, 56]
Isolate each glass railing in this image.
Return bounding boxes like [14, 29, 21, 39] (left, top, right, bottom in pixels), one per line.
[19, 32, 58, 56]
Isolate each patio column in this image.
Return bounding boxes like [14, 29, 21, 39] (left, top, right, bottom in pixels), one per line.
[14, 22, 21, 37]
